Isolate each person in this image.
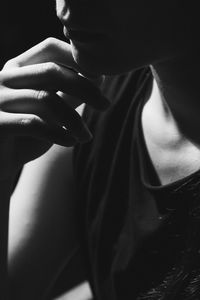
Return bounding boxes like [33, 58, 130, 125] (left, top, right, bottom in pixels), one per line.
[1, 0, 200, 299]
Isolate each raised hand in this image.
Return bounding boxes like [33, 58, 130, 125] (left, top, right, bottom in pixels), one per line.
[0, 38, 109, 179]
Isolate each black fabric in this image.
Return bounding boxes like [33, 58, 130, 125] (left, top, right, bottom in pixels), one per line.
[73, 67, 200, 299]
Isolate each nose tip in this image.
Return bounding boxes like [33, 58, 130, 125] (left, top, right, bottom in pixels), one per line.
[56, 0, 69, 23]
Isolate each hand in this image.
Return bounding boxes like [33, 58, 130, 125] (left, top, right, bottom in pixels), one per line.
[0, 38, 109, 179]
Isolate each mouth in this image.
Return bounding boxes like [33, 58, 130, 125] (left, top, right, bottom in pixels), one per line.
[63, 27, 105, 44]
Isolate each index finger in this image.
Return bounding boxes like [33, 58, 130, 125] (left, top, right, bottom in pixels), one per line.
[3, 37, 101, 83]
[4, 38, 77, 71]
[3, 37, 104, 89]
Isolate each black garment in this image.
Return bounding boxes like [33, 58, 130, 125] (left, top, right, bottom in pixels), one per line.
[74, 67, 200, 299]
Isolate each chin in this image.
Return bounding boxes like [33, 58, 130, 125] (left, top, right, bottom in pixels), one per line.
[71, 41, 146, 77]
[71, 43, 106, 76]
[70, 41, 125, 76]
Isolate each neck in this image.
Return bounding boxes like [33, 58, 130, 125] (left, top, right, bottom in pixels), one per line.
[151, 49, 200, 146]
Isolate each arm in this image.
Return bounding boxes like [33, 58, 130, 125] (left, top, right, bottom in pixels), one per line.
[8, 144, 82, 299]
[0, 38, 107, 299]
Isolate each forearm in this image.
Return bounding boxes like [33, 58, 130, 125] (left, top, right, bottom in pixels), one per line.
[0, 179, 13, 299]
[8, 146, 81, 299]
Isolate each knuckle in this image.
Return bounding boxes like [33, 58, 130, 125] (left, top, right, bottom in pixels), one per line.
[3, 58, 20, 70]
[42, 37, 58, 51]
[34, 90, 52, 102]
[42, 61, 60, 76]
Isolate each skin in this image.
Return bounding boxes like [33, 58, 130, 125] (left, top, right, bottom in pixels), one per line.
[0, 0, 198, 182]
[56, 0, 197, 75]
[56, 0, 200, 146]
[0, 0, 200, 298]
[0, 38, 109, 179]
[0, 27, 109, 299]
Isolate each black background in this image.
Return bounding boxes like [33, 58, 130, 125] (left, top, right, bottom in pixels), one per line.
[0, 1, 64, 68]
